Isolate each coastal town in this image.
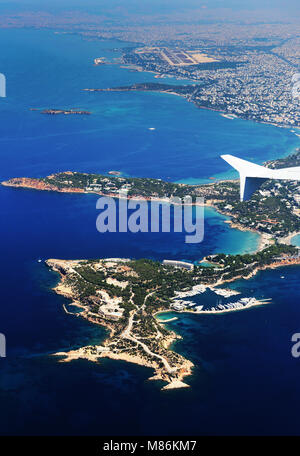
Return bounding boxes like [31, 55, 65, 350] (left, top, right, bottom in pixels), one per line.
[86, 37, 300, 128]
[2, 6, 300, 129]
[90, 68, 300, 128]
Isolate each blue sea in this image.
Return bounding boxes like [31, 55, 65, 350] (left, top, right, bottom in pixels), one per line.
[1, 28, 300, 436]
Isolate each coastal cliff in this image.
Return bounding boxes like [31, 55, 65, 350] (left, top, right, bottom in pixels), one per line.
[2, 176, 85, 194]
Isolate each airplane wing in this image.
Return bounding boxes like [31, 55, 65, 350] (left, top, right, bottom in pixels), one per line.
[221, 154, 276, 178]
[221, 154, 300, 201]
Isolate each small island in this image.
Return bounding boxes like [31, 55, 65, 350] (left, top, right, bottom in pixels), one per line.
[38, 109, 91, 115]
[108, 170, 122, 176]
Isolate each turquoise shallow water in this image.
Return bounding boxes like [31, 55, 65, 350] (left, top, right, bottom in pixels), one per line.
[292, 234, 300, 247]
[0, 28, 300, 435]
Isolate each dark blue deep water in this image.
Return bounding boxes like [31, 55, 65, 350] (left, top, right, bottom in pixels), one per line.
[1, 28, 300, 435]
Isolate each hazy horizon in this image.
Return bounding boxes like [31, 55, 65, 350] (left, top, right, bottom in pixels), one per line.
[0, 0, 299, 19]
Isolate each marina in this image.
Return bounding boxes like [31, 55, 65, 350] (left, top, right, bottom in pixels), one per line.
[171, 285, 242, 312]
[199, 297, 271, 314]
[170, 282, 270, 313]
[209, 287, 241, 298]
[173, 284, 207, 298]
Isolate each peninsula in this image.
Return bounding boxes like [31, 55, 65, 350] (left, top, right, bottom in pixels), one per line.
[46, 243, 298, 390]
[105, 43, 300, 129]
[83, 80, 300, 128]
[3, 149, 300, 239]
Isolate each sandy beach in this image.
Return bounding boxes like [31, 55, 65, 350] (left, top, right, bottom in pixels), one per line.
[224, 219, 274, 252]
[278, 231, 300, 246]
